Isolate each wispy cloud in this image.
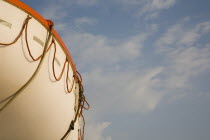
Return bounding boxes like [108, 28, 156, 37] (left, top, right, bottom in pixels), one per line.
[62, 23, 159, 72]
[166, 47, 210, 88]
[74, 0, 98, 6]
[64, 31, 148, 69]
[41, 5, 68, 20]
[74, 17, 98, 29]
[117, 0, 176, 19]
[40, 3, 99, 32]
[154, 19, 210, 100]
[156, 18, 210, 52]
[82, 67, 164, 114]
[86, 122, 112, 140]
[141, 0, 176, 13]
[42, 0, 98, 6]
[61, 25, 164, 116]
[39, 4, 70, 32]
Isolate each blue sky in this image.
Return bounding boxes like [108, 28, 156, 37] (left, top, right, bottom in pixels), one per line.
[21, 0, 210, 140]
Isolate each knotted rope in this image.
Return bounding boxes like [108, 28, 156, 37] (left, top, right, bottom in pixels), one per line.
[61, 71, 90, 140]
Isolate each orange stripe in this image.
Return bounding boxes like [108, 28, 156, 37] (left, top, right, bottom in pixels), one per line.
[5, 0, 77, 73]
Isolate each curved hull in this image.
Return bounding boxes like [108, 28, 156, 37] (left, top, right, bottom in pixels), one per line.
[0, 0, 85, 139]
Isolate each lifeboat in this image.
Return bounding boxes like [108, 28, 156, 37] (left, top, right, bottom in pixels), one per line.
[0, 0, 89, 139]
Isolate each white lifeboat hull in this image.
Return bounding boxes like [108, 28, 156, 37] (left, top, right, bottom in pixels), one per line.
[0, 0, 83, 139]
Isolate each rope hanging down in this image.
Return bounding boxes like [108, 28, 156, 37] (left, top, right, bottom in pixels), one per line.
[61, 72, 90, 140]
[0, 16, 31, 46]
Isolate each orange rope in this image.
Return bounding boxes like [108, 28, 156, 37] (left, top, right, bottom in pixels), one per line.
[66, 62, 75, 93]
[51, 40, 68, 81]
[24, 18, 73, 89]
[25, 19, 55, 61]
[81, 98, 90, 110]
[61, 70, 90, 140]
[0, 15, 31, 46]
[75, 70, 90, 140]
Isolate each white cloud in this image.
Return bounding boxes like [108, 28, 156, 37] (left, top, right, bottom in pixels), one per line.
[117, 0, 176, 19]
[118, 67, 164, 112]
[39, 4, 70, 32]
[74, 17, 98, 28]
[39, 0, 99, 30]
[144, 12, 159, 20]
[163, 47, 210, 89]
[145, 0, 176, 11]
[75, 0, 98, 6]
[64, 31, 150, 69]
[82, 67, 164, 115]
[154, 19, 210, 100]
[120, 0, 175, 9]
[156, 20, 210, 52]
[41, 5, 68, 20]
[42, 0, 98, 6]
[86, 122, 112, 140]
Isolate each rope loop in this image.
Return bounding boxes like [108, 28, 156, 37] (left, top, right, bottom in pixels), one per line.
[66, 62, 75, 93]
[81, 98, 90, 110]
[0, 15, 31, 46]
[52, 41, 68, 81]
